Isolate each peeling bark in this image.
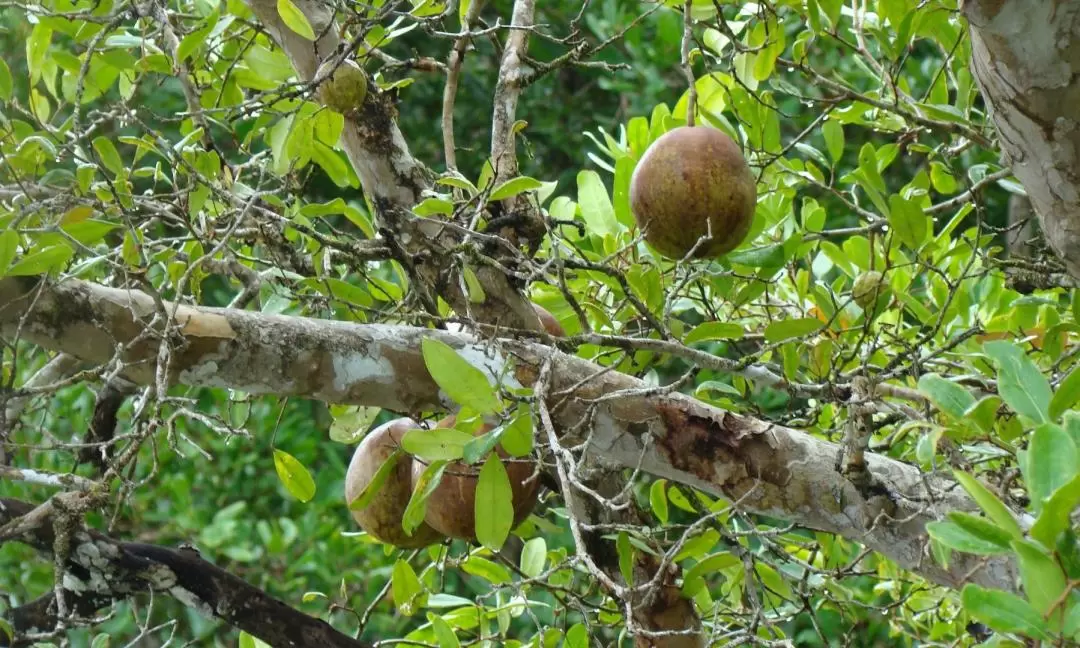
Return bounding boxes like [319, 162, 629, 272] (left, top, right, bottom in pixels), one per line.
[0, 498, 369, 648]
[962, 0, 1080, 276]
[0, 276, 1019, 592]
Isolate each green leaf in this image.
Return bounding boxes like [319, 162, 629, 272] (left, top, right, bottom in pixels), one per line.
[425, 613, 460, 648]
[564, 624, 588, 648]
[499, 410, 533, 457]
[764, 317, 821, 343]
[576, 170, 619, 237]
[681, 552, 739, 597]
[26, 24, 51, 83]
[1031, 474, 1080, 548]
[1051, 364, 1080, 419]
[391, 558, 424, 616]
[925, 521, 1010, 555]
[960, 584, 1050, 640]
[8, 244, 73, 276]
[177, 18, 214, 63]
[616, 531, 635, 586]
[952, 470, 1023, 541]
[917, 374, 975, 420]
[272, 449, 316, 503]
[461, 555, 511, 584]
[984, 340, 1052, 424]
[413, 197, 454, 217]
[684, 322, 745, 344]
[822, 119, 844, 166]
[402, 460, 446, 534]
[1012, 539, 1068, 617]
[489, 176, 543, 201]
[238, 632, 270, 648]
[461, 428, 499, 465]
[1026, 423, 1079, 512]
[277, 0, 316, 40]
[0, 57, 12, 102]
[0, 230, 18, 273]
[421, 337, 502, 414]
[519, 537, 546, 578]
[649, 479, 669, 524]
[462, 266, 486, 304]
[427, 613, 461, 648]
[946, 512, 1014, 549]
[674, 529, 720, 562]
[474, 455, 514, 550]
[887, 195, 928, 250]
[348, 450, 399, 511]
[91, 136, 124, 176]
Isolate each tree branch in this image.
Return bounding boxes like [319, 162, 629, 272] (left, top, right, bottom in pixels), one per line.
[0, 276, 1018, 592]
[0, 498, 369, 648]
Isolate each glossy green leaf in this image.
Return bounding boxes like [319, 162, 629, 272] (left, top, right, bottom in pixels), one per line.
[0, 230, 18, 273]
[616, 531, 634, 586]
[1012, 539, 1067, 617]
[421, 337, 502, 414]
[1026, 423, 1079, 512]
[1031, 474, 1080, 548]
[960, 584, 1050, 641]
[1051, 364, 1080, 419]
[946, 512, 1013, 549]
[348, 450, 399, 512]
[917, 374, 975, 420]
[403, 460, 446, 534]
[391, 559, 424, 616]
[822, 119, 844, 166]
[520, 537, 546, 578]
[984, 340, 1052, 424]
[427, 613, 461, 648]
[0, 57, 11, 102]
[926, 521, 1009, 555]
[277, 0, 315, 40]
[576, 170, 619, 237]
[952, 470, 1023, 541]
[649, 479, 669, 524]
[684, 322, 745, 344]
[489, 176, 543, 201]
[92, 136, 124, 176]
[272, 449, 316, 503]
[887, 195, 928, 250]
[764, 317, 821, 342]
[475, 454, 513, 550]
[461, 555, 511, 584]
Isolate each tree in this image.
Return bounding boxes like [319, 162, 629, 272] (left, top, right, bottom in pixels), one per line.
[1, 0, 1079, 646]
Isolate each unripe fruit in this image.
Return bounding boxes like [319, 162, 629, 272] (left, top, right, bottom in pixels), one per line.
[852, 271, 889, 310]
[315, 58, 368, 115]
[629, 126, 757, 261]
[412, 415, 540, 541]
[344, 418, 444, 548]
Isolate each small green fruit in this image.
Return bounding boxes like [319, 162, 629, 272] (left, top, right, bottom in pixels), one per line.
[629, 126, 757, 261]
[852, 271, 889, 309]
[316, 58, 368, 115]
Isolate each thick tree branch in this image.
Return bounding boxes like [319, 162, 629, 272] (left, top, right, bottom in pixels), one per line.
[0, 276, 1018, 592]
[0, 498, 369, 648]
[962, 0, 1080, 279]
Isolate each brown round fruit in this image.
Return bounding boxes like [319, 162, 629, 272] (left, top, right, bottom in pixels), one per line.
[532, 303, 566, 337]
[629, 126, 757, 261]
[344, 418, 444, 548]
[412, 415, 540, 541]
[316, 58, 368, 115]
[852, 271, 889, 310]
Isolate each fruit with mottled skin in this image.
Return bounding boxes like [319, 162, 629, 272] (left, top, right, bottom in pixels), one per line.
[413, 415, 540, 541]
[316, 58, 368, 115]
[629, 126, 757, 260]
[344, 418, 444, 548]
[852, 271, 889, 309]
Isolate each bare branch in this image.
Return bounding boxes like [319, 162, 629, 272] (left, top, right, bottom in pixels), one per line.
[0, 276, 1019, 592]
